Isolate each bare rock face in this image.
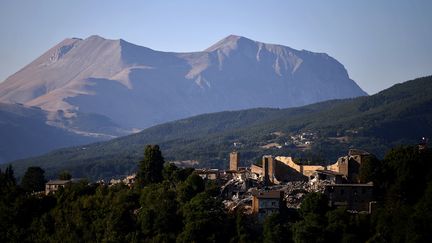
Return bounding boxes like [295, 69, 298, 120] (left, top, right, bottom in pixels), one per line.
[0, 35, 367, 132]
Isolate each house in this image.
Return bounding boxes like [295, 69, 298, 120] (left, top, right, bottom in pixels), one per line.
[123, 173, 136, 187]
[109, 178, 122, 185]
[324, 183, 374, 212]
[45, 180, 71, 195]
[252, 189, 284, 220]
[196, 169, 220, 180]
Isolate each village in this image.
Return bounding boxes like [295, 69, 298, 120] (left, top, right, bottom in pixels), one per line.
[44, 148, 376, 221]
[196, 149, 375, 220]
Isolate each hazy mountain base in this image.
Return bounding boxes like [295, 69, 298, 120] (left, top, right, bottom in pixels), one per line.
[0, 103, 129, 163]
[3, 76, 431, 181]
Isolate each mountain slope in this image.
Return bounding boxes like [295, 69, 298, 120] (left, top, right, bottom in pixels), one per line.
[0, 35, 366, 131]
[0, 103, 106, 163]
[5, 76, 430, 180]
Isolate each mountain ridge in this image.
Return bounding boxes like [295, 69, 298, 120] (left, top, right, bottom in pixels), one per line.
[0, 35, 367, 131]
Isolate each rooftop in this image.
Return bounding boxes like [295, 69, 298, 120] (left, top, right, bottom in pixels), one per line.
[348, 149, 370, 156]
[46, 180, 70, 185]
[252, 190, 282, 199]
[325, 182, 374, 187]
[315, 169, 344, 176]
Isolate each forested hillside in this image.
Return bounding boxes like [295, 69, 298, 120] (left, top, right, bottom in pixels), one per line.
[5, 76, 432, 181]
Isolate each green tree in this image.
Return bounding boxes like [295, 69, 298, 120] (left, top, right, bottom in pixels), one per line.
[358, 155, 380, 183]
[2, 165, 16, 187]
[162, 162, 178, 182]
[138, 182, 180, 241]
[292, 214, 327, 243]
[263, 213, 291, 243]
[21, 167, 46, 192]
[58, 171, 72, 180]
[292, 193, 329, 243]
[235, 211, 254, 243]
[177, 173, 205, 203]
[299, 193, 329, 217]
[177, 192, 228, 243]
[136, 145, 164, 187]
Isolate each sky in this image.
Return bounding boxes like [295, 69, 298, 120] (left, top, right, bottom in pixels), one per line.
[0, 0, 431, 94]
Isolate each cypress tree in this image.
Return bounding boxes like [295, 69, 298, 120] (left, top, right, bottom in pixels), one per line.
[136, 145, 164, 187]
[21, 166, 46, 192]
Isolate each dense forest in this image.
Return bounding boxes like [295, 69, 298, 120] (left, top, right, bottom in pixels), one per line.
[1, 144, 432, 242]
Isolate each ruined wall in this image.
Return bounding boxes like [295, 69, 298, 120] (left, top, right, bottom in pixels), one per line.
[275, 156, 301, 171]
[253, 151, 367, 183]
[302, 165, 326, 177]
[275, 156, 325, 177]
[251, 164, 263, 176]
[327, 156, 349, 177]
[274, 160, 308, 182]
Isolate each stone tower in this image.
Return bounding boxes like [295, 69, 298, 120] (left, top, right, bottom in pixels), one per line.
[262, 155, 275, 185]
[229, 151, 240, 171]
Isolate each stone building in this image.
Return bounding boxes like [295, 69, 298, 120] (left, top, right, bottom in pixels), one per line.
[262, 149, 372, 183]
[196, 169, 220, 180]
[324, 183, 374, 212]
[45, 180, 71, 195]
[248, 149, 373, 184]
[251, 189, 284, 220]
[314, 169, 344, 184]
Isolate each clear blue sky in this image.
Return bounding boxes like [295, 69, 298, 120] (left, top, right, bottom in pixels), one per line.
[0, 0, 431, 94]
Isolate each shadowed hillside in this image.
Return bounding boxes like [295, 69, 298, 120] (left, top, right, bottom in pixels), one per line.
[5, 76, 431, 180]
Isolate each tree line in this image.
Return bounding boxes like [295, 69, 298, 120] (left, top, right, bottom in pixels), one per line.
[1, 144, 432, 242]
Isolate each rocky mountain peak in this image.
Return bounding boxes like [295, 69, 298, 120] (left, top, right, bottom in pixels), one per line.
[0, 34, 367, 132]
[205, 34, 257, 53]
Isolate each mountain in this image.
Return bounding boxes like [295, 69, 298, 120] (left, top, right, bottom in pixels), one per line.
[5, 76, 431, 181]
[0, 35, 366, 133]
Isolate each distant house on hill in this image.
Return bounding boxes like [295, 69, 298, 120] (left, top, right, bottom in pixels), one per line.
[123, 173, 136, 187]
[45, 180, 71, 195]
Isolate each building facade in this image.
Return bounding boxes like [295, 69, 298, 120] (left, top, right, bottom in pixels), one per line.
[45, 180, 71, 195]
[324, 183, 374, 212]
[252, 190, 284, 220]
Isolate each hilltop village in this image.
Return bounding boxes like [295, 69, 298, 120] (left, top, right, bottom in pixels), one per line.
[196, 149, 375, 219]
[45, 148, 376, 220]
